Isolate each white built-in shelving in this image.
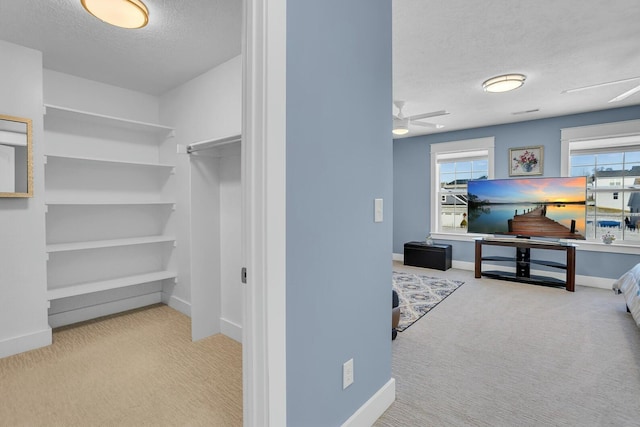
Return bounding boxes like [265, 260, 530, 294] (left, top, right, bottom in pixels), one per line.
[46, 235, 177, 253]
[47, 270, 178, 301]
[43, 104, 177, 322]
[44, 104, 174, 136]
[45, 154, 175, 170]
[45, 201, 176, 206]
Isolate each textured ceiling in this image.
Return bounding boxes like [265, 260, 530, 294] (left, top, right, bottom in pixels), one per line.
[0, 0, 242, 95]
[393, 0, 640, 135]
[0, 0, 639, 134]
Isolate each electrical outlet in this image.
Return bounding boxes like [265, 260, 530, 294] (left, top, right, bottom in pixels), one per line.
[343, 358, 354, 389]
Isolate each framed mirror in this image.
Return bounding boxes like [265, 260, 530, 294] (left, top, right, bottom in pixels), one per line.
[0, 114, 33, 197]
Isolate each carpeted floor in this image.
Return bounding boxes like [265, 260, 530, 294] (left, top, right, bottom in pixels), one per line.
[0, 304, 242, 427]
[377, 262, 640, 427]
[393, 271, 464, 331]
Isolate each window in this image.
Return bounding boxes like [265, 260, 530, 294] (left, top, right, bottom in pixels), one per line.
[562, 119, 640, 243]
[431, 137, 494, 234]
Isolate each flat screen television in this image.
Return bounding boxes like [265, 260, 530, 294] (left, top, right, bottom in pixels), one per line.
[467, 176, 587, 240]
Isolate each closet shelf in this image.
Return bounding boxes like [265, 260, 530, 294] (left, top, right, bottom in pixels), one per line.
[44, 104, 175, 136]
[47, 270, 178, 301]
[47, 235, 176, 253]
[45, 200, 176, 206]
[44, 154, 175, 169]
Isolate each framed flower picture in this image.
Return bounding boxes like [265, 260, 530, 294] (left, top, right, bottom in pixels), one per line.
[509, 146, 543, 176]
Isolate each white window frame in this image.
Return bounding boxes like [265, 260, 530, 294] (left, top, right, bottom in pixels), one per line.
[561, 119, 640, 253]
[430, 137, 495, 240]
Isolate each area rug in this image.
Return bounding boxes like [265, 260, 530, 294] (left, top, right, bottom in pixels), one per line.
[393, 271, 464, 332]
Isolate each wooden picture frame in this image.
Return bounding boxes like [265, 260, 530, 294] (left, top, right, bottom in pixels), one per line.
[509, 146, 543, 176]
[0, 114, 33, 197]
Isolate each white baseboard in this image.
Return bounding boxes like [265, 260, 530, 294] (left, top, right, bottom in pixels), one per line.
[392, 253, 403, 262]
[220, 317, 242, 343]
[48, 292, 162, 328]
[167, 295, 191, 317]
[0, 327, 52, 359]
[452, 260, 474, 270]
[341, 377, 396, 427]
[575, 274, 615, 290]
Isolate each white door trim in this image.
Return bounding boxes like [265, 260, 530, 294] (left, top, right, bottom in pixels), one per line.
[242, 0, 287, 425]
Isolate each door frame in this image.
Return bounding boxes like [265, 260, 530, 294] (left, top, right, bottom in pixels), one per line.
[242, 0, 287, 425]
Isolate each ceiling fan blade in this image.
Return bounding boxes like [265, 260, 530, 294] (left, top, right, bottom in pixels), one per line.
[408, 110, 450, 121]
[609, 83, 640, 103]
[561, 76, 640, 94]
[411, 120, 444, 129]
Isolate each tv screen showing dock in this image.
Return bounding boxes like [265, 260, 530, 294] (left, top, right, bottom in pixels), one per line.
[467, 176, 587, 240]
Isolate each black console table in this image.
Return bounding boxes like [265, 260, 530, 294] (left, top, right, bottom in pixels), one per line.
[474, 238, 576, 292]
[404, 242, 452, 271]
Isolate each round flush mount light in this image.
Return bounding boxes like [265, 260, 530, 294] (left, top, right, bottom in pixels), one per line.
[482, 74, 526, 93]
[81, 0, 149, 29]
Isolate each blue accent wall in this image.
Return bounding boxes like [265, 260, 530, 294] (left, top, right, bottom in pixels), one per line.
[286, 1, 393, 425]
[394, 106, 640, 278]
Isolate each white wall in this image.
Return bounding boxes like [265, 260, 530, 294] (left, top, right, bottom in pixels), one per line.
[44, 70, 160, 123]
[219, 152, 242, 340]
[188, 154, 222, 340]
[160, 55, 242, 341]
[0, 40, 50, 358]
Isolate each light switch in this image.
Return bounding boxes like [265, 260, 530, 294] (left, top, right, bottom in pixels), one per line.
[374, 198, 383, 223]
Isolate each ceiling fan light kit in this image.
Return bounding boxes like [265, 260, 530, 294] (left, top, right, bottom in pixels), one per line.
[81, 0, 149, 29]
[392, 118, 409, 135]
[482, 74, 526, 93]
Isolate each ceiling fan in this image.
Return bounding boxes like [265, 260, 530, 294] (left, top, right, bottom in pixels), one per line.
[392, 100, 449, 135]
[561, 76, 640, 103]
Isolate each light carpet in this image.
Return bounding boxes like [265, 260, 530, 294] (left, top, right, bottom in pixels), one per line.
[0, 304, 242, 427]
[377, 263, 640, 427]
[393, 270, 464, 332]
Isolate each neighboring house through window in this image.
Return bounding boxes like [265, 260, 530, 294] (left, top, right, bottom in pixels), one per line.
[561, 119, 640, 242]
[430, 137, 494, 234]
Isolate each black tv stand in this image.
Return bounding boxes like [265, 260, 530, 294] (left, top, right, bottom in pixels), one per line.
[474, 238, 576, 292]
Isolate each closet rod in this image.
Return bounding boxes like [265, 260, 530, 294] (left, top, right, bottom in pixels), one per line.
[187, 134, 241, 154]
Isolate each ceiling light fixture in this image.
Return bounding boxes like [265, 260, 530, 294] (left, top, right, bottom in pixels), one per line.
[81, 0, 149, 29]
[482, 74, 526, 93]
[392, 118, 409, 135]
